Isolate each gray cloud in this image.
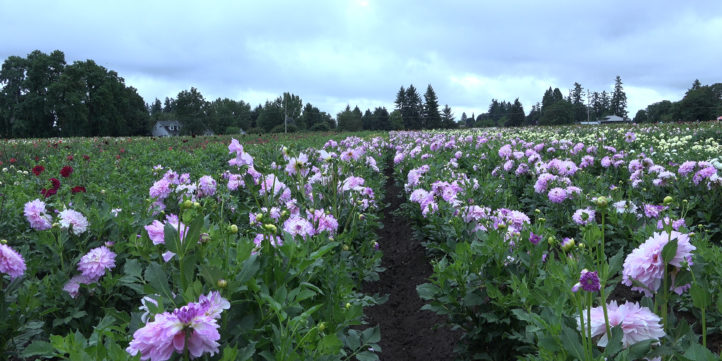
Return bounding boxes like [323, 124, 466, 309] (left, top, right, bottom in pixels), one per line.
[1, 0, 721, 118]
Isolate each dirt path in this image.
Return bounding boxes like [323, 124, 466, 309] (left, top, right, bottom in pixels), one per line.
[362, 162, 459, 361]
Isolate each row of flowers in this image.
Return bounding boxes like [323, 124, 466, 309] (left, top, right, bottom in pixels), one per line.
[1, 133, 389, 360]
[388, 125, 722, 360]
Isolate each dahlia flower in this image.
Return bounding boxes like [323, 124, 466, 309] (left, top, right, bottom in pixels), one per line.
[0, 243, 26, 279]
[58, 209, 89, 235]
[126, 293, 228, 361]
[622, 231, 695, 296]
[77, 246, 116, 281]
[582, 301, 665, 348]
[24, 199, 52, 231]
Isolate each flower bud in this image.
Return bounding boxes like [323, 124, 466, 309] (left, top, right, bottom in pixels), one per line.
[183, 199, 193, 209]
[200, 233, 211, 243]
[594, 196, 608, 207]
[229, 224, 238, 233]
[0, 239, 6, 244]
[663, 196, 673, 205]
[561, 237, 575, 251]
[193, 201, 200, 208]
[217, 279, 227, 288]
[342, 244, 349, 251]
[345, 302, 351, 309]
[263, 224, 277, 233]
[318, 322, 326, 331]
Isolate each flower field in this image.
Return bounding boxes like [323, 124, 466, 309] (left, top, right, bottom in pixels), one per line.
[1, 122, 722, 360]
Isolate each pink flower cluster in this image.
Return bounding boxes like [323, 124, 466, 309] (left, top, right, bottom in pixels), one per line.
[582, 301, 665, 348]
[228, 138, 254, 168]
[64, 246, 116, 298]
[24, 199, 52, 231]
[127, 291, 229, 361]
[145, 214, 188, 245]
[622, 231, 695, 297]
[0, 243, 26, 279]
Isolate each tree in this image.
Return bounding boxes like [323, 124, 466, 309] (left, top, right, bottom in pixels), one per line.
[539, 100, 573, 125]
[175, 87, 208, 135]
[440, 105, 456, 129]
[361, 109, 373, 130]
[394, 86, 405, 111]
[646, 100, 674, 123]
[150, 98, 163, 121]
[610, 76, 628, 119]
[677, 83, 717, 121]
[372, 106, 390, 130]
[279, 92, 302, 132]
[423, 84, 441, 129]
[507, 98, 525, 127]
[525, 103, 541, 126]
[208, 98, 251, 134]
[402, 84, 423, 129]
[336, 105, 362, 131]
[633, 109, 648, 123]
[388, 110, 403, 130]
[257, 100, 284, 132]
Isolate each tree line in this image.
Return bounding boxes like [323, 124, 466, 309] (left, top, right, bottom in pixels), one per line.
[2, 50, 720, 138]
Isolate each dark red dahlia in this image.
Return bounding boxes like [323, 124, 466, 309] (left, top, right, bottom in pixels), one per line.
[60, 166, 73, 178]
[71, 186, 86, 194]
[32, 165, 45, 176]
[50, 178, 61, 190]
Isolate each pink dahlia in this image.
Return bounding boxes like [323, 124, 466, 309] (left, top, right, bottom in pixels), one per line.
[24, 199, 52, 231]
[197, 175, 217, 198]
[0, 243, 26, 279]
[582, 301, 665, 348]
[572, 208, 595, 225]
[622, 231, 695, 296]
[77, 246, 116, 281]
[149, 178, 172, 200]
[127, 294, 227, 361]
[547, 187, 567, 203]
[283, 216, 315, 239]
[58, 209, 89, 235]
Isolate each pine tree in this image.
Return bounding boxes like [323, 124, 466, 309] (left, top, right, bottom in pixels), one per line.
[423, 84, 442, 129]
[440, 105, 456, 128]
[403, 84, 423, 129]
[610, 76, 628, 119]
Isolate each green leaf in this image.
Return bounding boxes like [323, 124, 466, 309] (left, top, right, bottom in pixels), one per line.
[318, 334, 343, 354]
[661, 238, 678, 264]
[416, 283, 439, 300]
[356, 351, 379, 361]
[683, 342, 718, 361]
[607, 248, 625, 277]
[560, 326, 585, 360]
[144, 262, 174, 301]
[603, 325, 624, 357]
[163, 223, 180, 253]
[235, 254, 259, 286]
[717, 292, 722, 314]
[690, 283, 711, 309]
[626, 339, 653, 360]
[20, 340, 55, 358]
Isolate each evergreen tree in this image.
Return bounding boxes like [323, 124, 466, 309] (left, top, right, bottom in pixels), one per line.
[394, 86, 405, 111]
[440, 105, 456, 129]
[403, 84, 423, 129]
[150, 98, 163, 121]
[507, 98, 525, 127]
[372, 106, 390, 130]
[422, 84, 441, 129]
[361, 109, 373, 130]
[610, 75, 628, 119]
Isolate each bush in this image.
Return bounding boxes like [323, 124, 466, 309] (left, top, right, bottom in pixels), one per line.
[309, 122, 330, 132]
[270, 124, 297, 133]
[224, 126, 241, 135]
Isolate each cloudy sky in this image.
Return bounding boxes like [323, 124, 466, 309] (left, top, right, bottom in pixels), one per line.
[2, 0, 721, 119]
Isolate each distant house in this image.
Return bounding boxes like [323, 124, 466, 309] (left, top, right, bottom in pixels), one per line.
[599, 115, 629, 123]
[152, 120, 182, 137]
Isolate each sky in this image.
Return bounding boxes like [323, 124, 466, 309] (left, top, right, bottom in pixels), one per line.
[2, 0, 721, 120]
